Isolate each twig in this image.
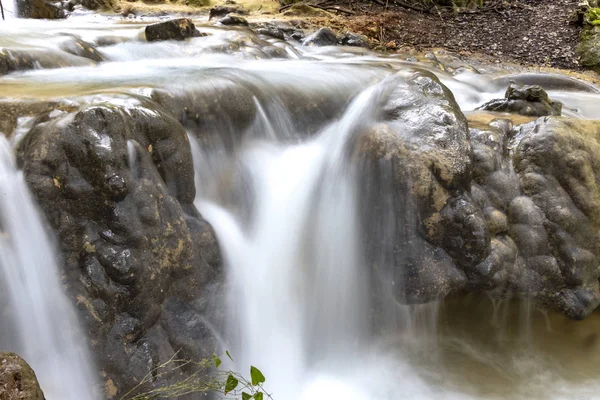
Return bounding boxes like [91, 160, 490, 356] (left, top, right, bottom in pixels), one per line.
[1, 0, 5, 21]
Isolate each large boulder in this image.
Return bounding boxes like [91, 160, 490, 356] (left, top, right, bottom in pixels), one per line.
[510, 118, 600, 318]
[16, 97, 221, 397]
[0, 353, 45, 400]
[355, 70, 488, 304]
[353, 70, 600, 320]
[468, 116, 600, 319]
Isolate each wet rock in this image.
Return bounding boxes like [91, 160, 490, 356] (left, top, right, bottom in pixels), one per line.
[208, 5, 246, 20]
[0, 48, 95, 76]
[145, 18, 197, 42]
[510, 117, 600, 318]
[16, 0, 65, 18]
[577, 26, 600, 72]
[256, 27, 285, 41]
[302, 27, 338, 46]
[357, 70, 480, 303]
[0, 352, 45, 400]
[218, 15, 249, 26]
[17, 98, 220, 395]
[59, 37, 104, 63]
[339, 32, 370, 48]
[477, 83, 562, 117]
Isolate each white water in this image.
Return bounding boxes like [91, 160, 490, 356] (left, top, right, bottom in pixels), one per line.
[0, 136, 99, 399]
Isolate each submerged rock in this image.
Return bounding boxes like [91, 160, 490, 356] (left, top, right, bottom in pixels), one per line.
[478, 83, 562, 117]
[145, 18, 197, 42]
[0, 353, 45, 400]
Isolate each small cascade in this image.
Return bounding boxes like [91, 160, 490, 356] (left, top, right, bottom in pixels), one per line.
[0, 136, 98, 399]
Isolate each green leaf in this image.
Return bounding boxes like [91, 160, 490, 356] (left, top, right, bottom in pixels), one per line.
[254, 392, 264, 400]
[212, 354, 221, 368]
[225, 350, 234, 361]
[242, 392, 252, 400]
[250, 366, 265, 386]
[224, 374, 238, 394]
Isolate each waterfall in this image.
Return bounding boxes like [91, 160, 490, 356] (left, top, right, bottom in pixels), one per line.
[0, 136, 99, 399]
[192, 81, 446, 400]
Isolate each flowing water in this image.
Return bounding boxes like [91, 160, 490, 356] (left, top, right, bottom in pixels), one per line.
[0, 136, 99, 399]
[1, 15, 600, 400]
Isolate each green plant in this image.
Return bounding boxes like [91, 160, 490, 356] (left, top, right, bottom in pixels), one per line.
[121, 351, 271, 400]
[585, 7, 600, 25]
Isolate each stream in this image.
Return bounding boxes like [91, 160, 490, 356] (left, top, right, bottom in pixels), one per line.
[1, 14, 600, 400]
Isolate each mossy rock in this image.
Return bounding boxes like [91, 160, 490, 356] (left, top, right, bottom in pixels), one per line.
[0, 352, 45, 400]
[577, 26, 600, 71]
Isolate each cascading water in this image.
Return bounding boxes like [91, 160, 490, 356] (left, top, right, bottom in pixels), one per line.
[0, 136, 98, 399]
[2, 15, 600, 400]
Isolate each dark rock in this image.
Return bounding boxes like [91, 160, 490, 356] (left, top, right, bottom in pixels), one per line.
[302, 27, 338, 46]
[16, 0, 65, 18]
[256, 28, 285, 41]
[218, 15, 248, 26]
[339, 32, 370, 48]
[16, 98, 220, 395]
[0, 352, 45, 400]
[356, 70, 477, 304]
[477, 83, 562, 117]
[59, 37, 104, 63]
[208, 5, 246, 20]
[145, 18, 197, 42]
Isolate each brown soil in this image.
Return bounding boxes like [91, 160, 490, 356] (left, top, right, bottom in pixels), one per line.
[304, 0, 583, 70]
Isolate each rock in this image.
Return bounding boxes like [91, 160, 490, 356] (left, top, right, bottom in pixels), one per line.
[16, 97, 220, 395]
[510, 118, 600, 318]
[208, 5, 246, 20]
[0, 48, 96, 76]
[577, 26, 600, 72]
[477, 83, 562, 117]
[339, 32, 370, 48]
[218, 15, 249, 26]
[356, 70, 481, 304]
[256, 28, 285, 41]
[302, 27, 338, 46]
[16, 0, 65, 18]
[145, 18, 197, 42]
[59, 37, 104, 63]
[0, 353, 45, 400]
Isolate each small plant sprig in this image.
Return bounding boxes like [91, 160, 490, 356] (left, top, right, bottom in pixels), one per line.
[121, 350, 272, 400]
